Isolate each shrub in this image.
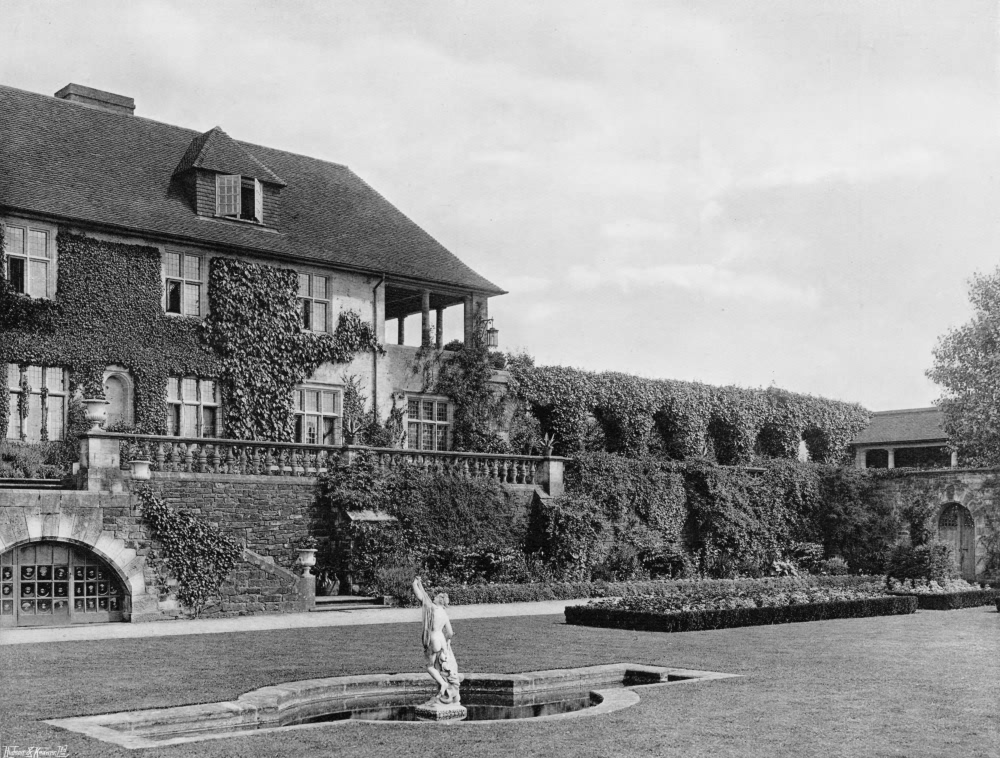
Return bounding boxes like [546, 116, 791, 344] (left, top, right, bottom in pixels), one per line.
[318, 455, 527, 591]
[817, 556, 850, 575]
[0, 441, 66, 479]
[525, 492, 612, 580]
[885, 542, 957, 584]
[815, 465, 901, 575]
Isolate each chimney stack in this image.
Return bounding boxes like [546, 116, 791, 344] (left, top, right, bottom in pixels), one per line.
[54, 84, 135, 115]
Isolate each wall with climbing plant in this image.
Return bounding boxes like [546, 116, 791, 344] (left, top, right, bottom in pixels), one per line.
[201, 257, 382, 441]
[0, 228, 383, 448]
[0, 228, 218, 436]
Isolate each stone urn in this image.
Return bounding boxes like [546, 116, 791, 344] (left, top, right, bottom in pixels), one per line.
[83, 398, 108, 432]
[297, 548, 318, 577]
[130, 459, 152, 481]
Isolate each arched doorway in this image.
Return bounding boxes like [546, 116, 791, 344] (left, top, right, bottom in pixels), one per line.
[938, 503, 976, 581]
[0, 541, 128, 627]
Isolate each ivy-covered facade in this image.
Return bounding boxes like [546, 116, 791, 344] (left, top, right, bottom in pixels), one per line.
[1, 82, 506, 453]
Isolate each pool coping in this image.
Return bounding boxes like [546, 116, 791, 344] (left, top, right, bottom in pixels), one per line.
[45, 664, 740, 748]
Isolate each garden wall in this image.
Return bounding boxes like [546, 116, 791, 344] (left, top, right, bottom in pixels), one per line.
[144, 473, 323, 570]
[875, 467, 1000, 579]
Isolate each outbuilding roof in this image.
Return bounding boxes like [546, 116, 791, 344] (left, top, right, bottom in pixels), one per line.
[0, 83, 504, 295]
[851, 407, 947, 446]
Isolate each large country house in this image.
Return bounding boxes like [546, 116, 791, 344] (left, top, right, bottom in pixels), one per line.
[0, 82, 557, 627]
[2, 82, 504, 450]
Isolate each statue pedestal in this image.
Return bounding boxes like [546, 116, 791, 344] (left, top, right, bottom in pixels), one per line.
[414, 700, 468, 722]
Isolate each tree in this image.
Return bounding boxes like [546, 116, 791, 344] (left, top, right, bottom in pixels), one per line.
[927, 268, 1000, 465]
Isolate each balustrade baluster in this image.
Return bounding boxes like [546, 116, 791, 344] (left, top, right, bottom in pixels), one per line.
[153, 441, 165, 472]
[197, 443, 209, 473]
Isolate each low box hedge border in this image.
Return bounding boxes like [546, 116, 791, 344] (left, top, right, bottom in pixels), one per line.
[893, 588, 1000, 611]
[564, 595, 917, 633]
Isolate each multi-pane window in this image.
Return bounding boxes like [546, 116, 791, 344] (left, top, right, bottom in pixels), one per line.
[164, 251, 203, 316]
[292, 385, 341, 445]
[6, 364, 67, 442]
[298, 273, 329, 333]
[406, 397, 450, 451]
[3, 220, 55, 299]
[165, 377, 220, 438]
[216, 174, 263, 223]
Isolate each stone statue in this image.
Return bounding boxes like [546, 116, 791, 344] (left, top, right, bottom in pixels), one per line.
[412, 576, 461, 705]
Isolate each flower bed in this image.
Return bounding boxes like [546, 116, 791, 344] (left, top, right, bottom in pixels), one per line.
[411, 574, 883, 607]
[565, 595, 917, 632]
[564, 580, 914, 633]
[885, 578, 1000, 610]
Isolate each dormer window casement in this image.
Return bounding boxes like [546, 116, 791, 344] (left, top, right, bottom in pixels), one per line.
[216, 175, 263, 223]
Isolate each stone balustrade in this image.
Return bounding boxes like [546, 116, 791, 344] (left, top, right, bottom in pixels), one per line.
[78, 432, 565, 497]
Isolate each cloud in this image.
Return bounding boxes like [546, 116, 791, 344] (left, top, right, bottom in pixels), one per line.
[601, 218, 677, 243]
[502, 275, 551, 294]
[569, 262, 820, 308]
[755, 146, 947, 189]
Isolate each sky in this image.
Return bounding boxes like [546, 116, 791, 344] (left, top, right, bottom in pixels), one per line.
[2, 0, 998, 411]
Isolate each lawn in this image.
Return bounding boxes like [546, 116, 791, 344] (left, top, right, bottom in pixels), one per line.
[1, 607, 998, 758]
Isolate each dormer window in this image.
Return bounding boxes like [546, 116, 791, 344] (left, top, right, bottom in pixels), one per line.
[216, 174, 263, 223]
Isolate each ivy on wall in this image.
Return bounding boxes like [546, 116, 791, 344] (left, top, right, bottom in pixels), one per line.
[507, 363, 871, 465]
[0, 232, 382, 443]
[202, 258, 382, 441]
[137, 486, 243, 616]
[0, 229, 218, 435]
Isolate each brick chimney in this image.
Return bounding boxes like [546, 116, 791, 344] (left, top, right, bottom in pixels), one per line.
[54, 84, 135, 115]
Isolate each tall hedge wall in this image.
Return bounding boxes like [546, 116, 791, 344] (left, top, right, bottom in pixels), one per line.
[507, 361, 871, 464]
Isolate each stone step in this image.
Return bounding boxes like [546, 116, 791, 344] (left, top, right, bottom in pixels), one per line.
[310, 595, 388, 612]
[0, 478, 66, 490]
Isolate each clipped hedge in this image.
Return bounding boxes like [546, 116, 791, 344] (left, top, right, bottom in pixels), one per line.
[565, 595, 917, 633]
[895, 589, 1000, 611]
[507, 362, 871, 464]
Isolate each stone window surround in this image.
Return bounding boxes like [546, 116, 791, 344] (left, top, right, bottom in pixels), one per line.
[406, 394, 451, 452]
[6, 364, 68, 443]
[1, 216, 58, 300]
[166, 376, 220, 438]
[292, 383, 342, 445]
[297, 270, 331, 334]
[162, 249, 205, 317]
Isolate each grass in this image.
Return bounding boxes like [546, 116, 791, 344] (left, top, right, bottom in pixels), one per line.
[1, 607, 998, 758]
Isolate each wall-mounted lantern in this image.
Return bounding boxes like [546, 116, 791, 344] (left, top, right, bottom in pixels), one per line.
[481, 318, 499, 348]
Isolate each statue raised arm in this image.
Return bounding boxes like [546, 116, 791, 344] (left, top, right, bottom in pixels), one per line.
[411, 576, 461, 705]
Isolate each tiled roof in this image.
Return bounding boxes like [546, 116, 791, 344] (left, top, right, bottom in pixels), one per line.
[0, 84, 504, 295]
[173, 127, 286, 186]
[851, 407, 947, 446]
